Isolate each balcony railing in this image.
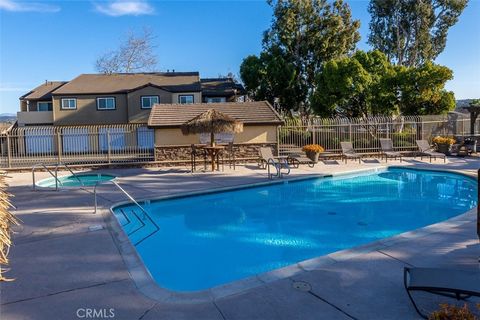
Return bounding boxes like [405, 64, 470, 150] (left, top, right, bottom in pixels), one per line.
[17, 111, 53, 125]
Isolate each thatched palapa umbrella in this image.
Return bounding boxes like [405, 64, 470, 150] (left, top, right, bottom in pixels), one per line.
[0, 172, 19, 282]
[181, 109, 243, 146]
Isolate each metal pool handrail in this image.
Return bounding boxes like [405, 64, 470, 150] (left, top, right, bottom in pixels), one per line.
[32, 163, 62, 191]
[266, 158, 290, 179]
[93, 180, 149, 219]
[55, 163, 84, 187]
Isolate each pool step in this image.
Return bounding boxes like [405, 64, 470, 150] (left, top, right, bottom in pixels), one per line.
[116, 208, 145, 235]
[118, 208, 160, 246]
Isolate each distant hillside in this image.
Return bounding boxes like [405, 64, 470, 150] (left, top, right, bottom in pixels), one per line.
[0, 113, 16, 123]
[455, 99, 475, 113]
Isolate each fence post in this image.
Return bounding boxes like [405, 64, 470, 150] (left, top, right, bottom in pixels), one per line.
[6, 133, 11, 168]
[276, 126, 280, 156]
[107, 130, 112, 164]
[56, 131, 62, 164]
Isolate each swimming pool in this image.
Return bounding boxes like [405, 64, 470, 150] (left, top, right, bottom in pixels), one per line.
[112, 168, 477, 292]
[36, 173, 116, 188]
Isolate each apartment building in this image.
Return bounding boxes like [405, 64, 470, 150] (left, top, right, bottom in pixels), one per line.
[17, 72, 245, 126]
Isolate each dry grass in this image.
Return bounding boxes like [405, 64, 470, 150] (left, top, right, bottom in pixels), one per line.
[0, 172, 19, 281]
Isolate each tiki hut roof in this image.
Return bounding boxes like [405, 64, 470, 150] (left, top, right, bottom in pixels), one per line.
[148, 101, 283, 127]
[181, 109, 243, 135]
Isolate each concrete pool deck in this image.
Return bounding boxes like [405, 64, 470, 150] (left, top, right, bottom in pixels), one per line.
[1, 157, 480, 319]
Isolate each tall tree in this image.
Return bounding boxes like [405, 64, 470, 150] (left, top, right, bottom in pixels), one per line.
[396, 61, 455, 115]
[368, 0, 468, 66]
[240, 0, 360, 111]
[311, 50, 396, 117]
[311, 50, 455, 117]
[95, 28, 157, 74]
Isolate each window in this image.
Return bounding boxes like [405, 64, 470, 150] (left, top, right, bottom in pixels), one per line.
[141, 96, 159, 109]
[61, 98, 77, 110]
[97, 97, 116, 110]
[37, 101, 52, 111]
[206, 97, 226, 103]
[178, 95, 194, 104]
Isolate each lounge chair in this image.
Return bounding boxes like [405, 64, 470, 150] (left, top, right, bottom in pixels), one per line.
[404, 267, 480, 318]
[416, 140, 446, 163]
[340, 142, 362, 163]
[258, 147, 290, 177]
[286, 153, 316, 168]
[379, 138, 402, 162]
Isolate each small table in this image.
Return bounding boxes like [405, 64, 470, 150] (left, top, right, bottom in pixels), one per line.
[201, 146, 225, 171]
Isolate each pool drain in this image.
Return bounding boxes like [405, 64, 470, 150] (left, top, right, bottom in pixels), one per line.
[292, 281, 311, 292]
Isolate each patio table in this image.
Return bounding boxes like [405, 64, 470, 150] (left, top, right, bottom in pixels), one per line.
[201, 146, 225, 171]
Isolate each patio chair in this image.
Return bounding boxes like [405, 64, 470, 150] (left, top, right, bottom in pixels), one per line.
[258, 147, 283, 168]
[416, 140, 446, 163]
[224, 142, 236, 170]
[258, 147, 290, 177]
[286, 154, 316, 168]
[379, 138, 403, 162]
[404, 267, 480, 318]
[340, 142, 362, 163]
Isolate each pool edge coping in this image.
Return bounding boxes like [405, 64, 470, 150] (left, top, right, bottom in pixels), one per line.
[103, 165, 478, 304]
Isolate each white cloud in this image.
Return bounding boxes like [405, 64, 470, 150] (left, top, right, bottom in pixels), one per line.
[94, 0, 154, 17]
[0, 0, 60, 12]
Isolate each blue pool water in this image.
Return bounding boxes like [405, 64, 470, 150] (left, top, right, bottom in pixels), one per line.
[112, 168, 477, 291]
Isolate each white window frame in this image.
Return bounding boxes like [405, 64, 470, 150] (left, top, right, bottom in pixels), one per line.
[141, 95, 159, 109]
[37, 101, 52, 111]
[178, 95, 194, 104]
[61, 98, 77, 110]
[96, 97, 116, 110]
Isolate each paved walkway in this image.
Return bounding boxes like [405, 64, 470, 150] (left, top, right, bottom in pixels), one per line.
[1, 158, 479, 320]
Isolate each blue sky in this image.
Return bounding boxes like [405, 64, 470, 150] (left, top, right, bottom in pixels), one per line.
[0, 0, 479, 114]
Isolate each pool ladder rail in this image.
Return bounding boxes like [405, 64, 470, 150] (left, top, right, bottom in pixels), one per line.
[267, 158, 291, 179]
[32, 163, 84, 191]
[93, 180, 159, 246]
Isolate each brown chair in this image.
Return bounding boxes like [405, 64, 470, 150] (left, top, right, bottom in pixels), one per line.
[340, 142, 362, 163]
[416, 140, 446, 163]
[379, 138, 402, 162]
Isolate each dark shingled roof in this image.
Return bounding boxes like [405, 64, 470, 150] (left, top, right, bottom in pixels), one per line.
[148, 101, 283, 127]
[21, 81, 67, 100]
[53, 72, 201, 95]
[200, 78, 246, 96]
